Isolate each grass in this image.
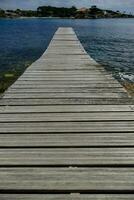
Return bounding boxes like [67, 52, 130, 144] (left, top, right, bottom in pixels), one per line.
[0, 61, 32, 94]
[4, 73, 15, 78]
[0, 71, 20, 94]
[123, 82, 134, 97]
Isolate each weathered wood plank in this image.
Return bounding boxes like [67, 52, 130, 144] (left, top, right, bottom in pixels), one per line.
[3, 92, 127, 99]
[14, 70, 112, 75]
[0, 105, 133, 113]
[26, 65, 105, 70]
[10, 84, 124, 89]
[0, 112, 134, 122]
[20, 74, 114, 78]
[18, 77, 114, 81]
[0, 194, 134, 200]
[20, 70, 111, 74]
[0, 168, 134, 190]
[19, 77, 116, 81]
[14, 79, 118, 83]
[12, 82, 121, 87]
[7, 88, 125, 93]
[0, 98, 133, 106]
[0, 121, 134, 133]
[0, 133, 134, 147]
[0, 148, 134, 165]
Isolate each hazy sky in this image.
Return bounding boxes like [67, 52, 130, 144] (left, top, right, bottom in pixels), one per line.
[0, 0, 134, 13]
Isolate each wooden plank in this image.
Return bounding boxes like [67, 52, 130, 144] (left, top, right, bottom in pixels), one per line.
[0, 98, 132, 106]
[16, 78, 118, 82]
[3, 92, 127, 99]
[0, 168, 134, 190]
[0, 148, 134, 165]
[0, 133, 134, 147]
[19, 76, 114, 80]
[45, 51, 85, 53]
[20, 73, 113, 77]
[12, 82, 121, 87]
[0, 105, 133, 113]
[10, 84, 124, 89]
[31, 56, 95, 60]
[20, 73, 112, 77]
[0, 194, 134, 200]
[0, 121, 134, 133]
[1, 112, 134, 122]
[29, 56, 94, 60]
[25, 67, 109, 71]
[21, 70, 110, 74]
[15, 78, 118, 82]
[27, 61, 102, 66]
[26, 62, 103, 67]
[27, 64, 103, 68]
[17, 73, 113, 77]
[52, 37, 78, 40]
[18, 76, 114, 80]
[11, 80, 121, 85]
[7, 88, 125, 93]
[41, 55, 90, 59]
[13, 73, 118, 78]
[21, 71, 109, 74]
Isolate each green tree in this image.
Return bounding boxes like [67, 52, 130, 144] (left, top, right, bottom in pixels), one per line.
[0, 8, 5, 17]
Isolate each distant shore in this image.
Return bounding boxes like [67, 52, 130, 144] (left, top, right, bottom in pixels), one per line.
[0, 5, 134, 19]
[1, 16, 134, 20]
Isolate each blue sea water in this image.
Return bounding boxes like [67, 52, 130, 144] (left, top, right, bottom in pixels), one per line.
[0, 18, 134, 82]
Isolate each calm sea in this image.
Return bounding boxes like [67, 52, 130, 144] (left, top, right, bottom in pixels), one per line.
[0, 18, 134, 82]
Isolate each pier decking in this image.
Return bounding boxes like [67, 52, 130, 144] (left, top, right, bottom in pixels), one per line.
[0, 27, 134, 199]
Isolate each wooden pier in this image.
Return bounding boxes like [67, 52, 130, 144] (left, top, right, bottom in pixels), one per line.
[0, 27, 134, 199]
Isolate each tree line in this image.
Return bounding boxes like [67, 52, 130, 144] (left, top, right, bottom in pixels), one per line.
[0, 6, 133, 18]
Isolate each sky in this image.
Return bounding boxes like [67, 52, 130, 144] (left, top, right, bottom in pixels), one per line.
[0, 0, 134, 13]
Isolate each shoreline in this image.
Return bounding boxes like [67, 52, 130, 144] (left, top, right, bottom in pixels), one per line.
[1, 17, 134, 20]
